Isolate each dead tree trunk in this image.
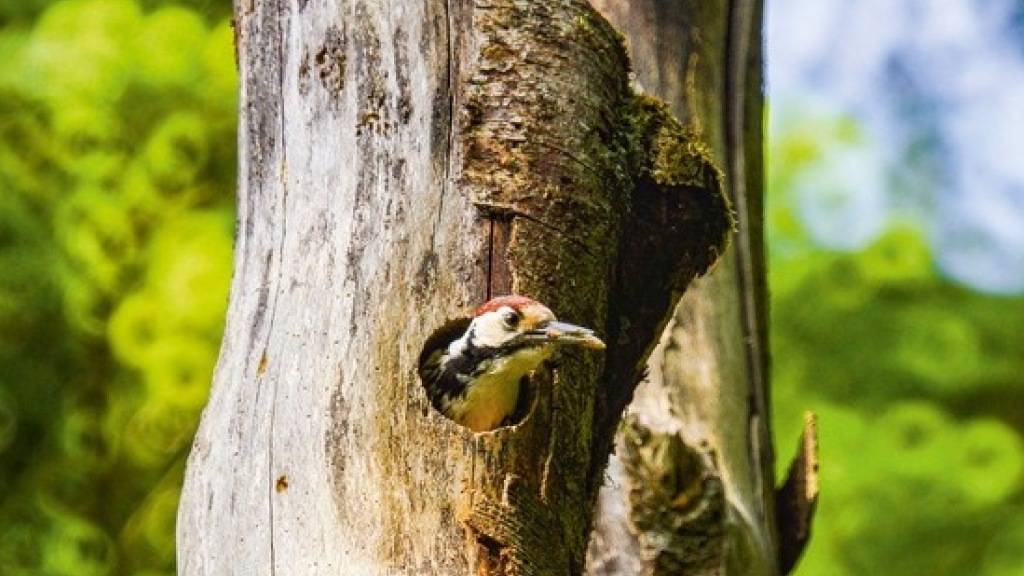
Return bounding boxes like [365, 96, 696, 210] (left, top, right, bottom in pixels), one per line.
[177, 0, 733, 574]
[585, 2, 818, 576]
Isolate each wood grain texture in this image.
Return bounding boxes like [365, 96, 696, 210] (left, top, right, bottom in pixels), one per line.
[177, 0, 731, 574]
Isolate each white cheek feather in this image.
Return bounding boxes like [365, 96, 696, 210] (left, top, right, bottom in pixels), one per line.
[444, 313, 506, 357]
[469, 309, 514, 348]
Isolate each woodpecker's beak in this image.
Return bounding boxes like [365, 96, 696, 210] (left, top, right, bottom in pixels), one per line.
[538, 320, 606, 350]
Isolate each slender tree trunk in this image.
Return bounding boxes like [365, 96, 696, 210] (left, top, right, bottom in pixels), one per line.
[177, 0, 737, 574]
[585, 3, 818, 575]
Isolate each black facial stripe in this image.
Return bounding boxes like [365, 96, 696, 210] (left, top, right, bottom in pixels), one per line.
[453, 332, 500, 376]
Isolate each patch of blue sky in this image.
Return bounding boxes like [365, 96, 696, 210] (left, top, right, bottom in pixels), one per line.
[767, 0, 1024, 293]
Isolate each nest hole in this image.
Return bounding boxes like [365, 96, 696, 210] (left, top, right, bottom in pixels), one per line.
[417, 317, 536, 432]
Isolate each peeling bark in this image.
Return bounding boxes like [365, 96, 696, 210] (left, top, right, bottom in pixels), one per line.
[177, 0, 731, 575]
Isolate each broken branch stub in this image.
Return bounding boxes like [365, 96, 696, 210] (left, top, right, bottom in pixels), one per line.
[775, 411, 820, 574]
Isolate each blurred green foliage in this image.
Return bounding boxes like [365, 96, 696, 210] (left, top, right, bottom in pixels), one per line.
[770, 114, 1024, 575]
[0, 0, 234, 573]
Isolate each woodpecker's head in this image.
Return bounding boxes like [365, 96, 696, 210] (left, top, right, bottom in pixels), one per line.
[462, 295, 606, 354]
[420, 295, 604, 432]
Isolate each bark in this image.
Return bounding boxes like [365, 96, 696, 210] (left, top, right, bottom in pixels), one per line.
[177, 0, 731, 575]
[585, 2, 818, 575]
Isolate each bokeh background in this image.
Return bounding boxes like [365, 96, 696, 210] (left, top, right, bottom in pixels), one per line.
[0, 0, 235, 573]
[0, 0, 1020, 574]
[768, 0, 1024, 574]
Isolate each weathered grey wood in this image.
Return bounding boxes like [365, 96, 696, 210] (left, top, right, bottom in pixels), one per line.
[177, 0, 731, 574]
[584, 2, 802, 575]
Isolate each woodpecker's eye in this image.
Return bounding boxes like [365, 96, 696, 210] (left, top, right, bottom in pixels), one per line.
[502, 310, 520, 330]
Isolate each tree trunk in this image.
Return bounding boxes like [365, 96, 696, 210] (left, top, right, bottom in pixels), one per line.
[177, 0, 735, 574]
[585, 3, 818, 575]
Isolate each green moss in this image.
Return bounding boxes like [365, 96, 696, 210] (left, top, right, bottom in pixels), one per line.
[620, 93, 723, 191]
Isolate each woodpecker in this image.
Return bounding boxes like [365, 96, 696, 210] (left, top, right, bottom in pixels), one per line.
[419, 295, 605, 432]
